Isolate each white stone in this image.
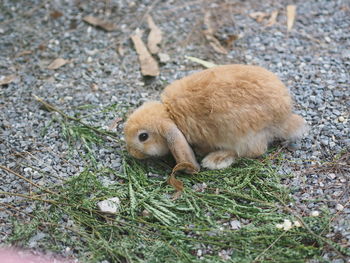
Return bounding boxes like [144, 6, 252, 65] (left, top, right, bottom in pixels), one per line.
[311, 210, 320, 217]
[328, 173, 336, 180]
[283, 219, 293, 231]
[276, 223, 283, 229]
[23, 167, 32, 173]
[336, 204, 344, 211]
[230, 220, 241, 230]
[293, 220, 302, 227]
[338, 116, 345, 122]
[158, 53, 170, 63]
[97, 197, 121, 214]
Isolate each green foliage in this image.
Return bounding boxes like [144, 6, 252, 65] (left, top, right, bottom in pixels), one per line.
[7, 219, 39, 244]
[8, 157, 334, 262]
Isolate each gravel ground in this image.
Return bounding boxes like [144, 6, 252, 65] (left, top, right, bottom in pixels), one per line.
[0, 0, 349, 261]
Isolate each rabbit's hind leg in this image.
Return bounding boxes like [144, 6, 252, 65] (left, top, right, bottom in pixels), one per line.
[239, 131, 269, 158]
[201, 150, 236, 170]
[275, 114, 308, 150]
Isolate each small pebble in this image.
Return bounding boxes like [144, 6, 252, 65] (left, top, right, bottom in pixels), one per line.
[283, 219, 293, 231]
[293, 221, 302, 227]
[142, 210, 151, 217]
[338, 116, 345, 122]
[311, 211, 320, 217]
[158, 53, 170, 63]
[276, 223, 283, 229]
[336, 204, 344, 211]
[230, 220, 241, 230]
[97, 197, 121, 214]
[328, 173, 336, 180]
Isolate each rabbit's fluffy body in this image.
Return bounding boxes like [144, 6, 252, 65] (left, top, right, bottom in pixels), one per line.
[124, 65, 307, 170]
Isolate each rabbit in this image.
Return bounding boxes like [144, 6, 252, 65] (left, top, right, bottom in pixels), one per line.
[123, 64, 307, 172]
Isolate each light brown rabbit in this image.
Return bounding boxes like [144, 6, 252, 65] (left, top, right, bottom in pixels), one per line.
[124, 65, 307, 172]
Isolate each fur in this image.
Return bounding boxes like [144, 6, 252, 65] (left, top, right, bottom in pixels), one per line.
[124, 64, 307, 171]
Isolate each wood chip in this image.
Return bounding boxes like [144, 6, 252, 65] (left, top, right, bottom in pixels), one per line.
[47, 58, 68, 70]
[0, 75, 16, 86]
[147, 15, 162, 54]
[266, 10, 279, 27]
[185, 56, 217, 68]
[50, 10, 63, 19]
[203, 12, 227, 54]
[287, 5, 296, 31]
[83, 15, 116, 32]
[249, 12, 269, 23]
[131, 29, 159, 77]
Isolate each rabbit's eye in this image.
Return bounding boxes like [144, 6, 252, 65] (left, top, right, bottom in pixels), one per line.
[138, 132, 149, 142]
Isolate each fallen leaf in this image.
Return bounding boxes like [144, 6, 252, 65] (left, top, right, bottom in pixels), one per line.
[90, 83, 99, 91]
[38, 44, 46, 51]
[224, 34, 239, 48]
[0, 75, 16, 86]
[147, 15, 162, 54]
[50, 10, 63, 19]
[15, 50, 32, 57]
[47, 58, 68, 70]
[266, 10, 278, 27]
[203, 12, 228, 54]
[249, 11, 269, 23]
[287, 5, 296, 31]
[167, 162, 199, 200]
[117, 44, 125, 56]
[168, 173, 184, 192]
[172, 162, 198, 175]
[185, 56, 217, 68]
[83, 15, 116, 32]
[130, 29, 159, 77]
[208, 39, 228, 54]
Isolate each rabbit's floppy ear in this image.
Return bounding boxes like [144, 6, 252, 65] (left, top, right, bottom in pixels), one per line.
[159, 121, 200, 173]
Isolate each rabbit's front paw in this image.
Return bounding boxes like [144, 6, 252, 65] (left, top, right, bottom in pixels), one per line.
[201, 150, 236, 170]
